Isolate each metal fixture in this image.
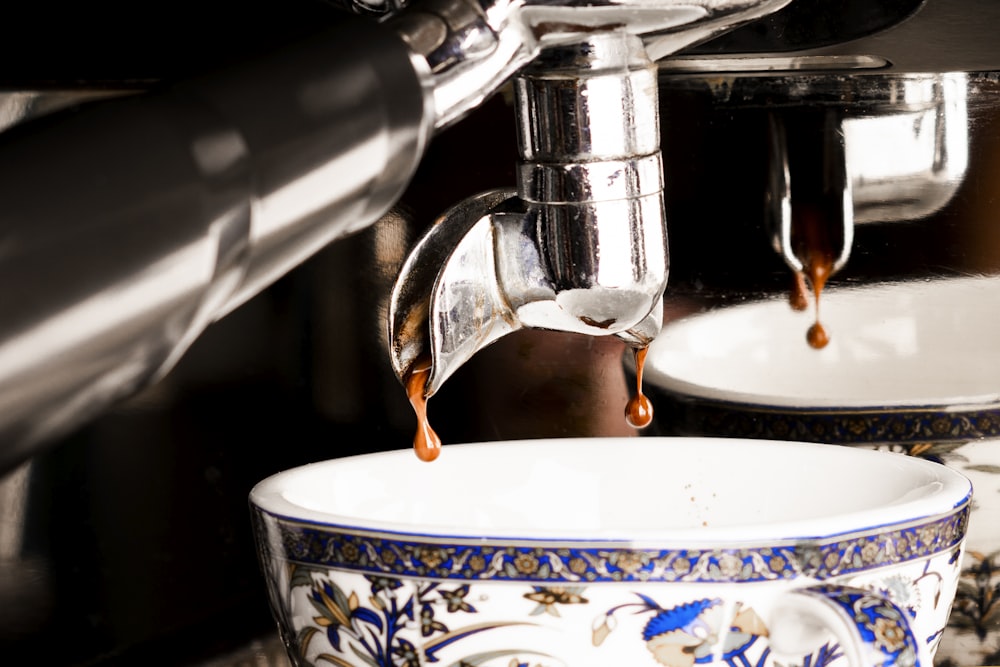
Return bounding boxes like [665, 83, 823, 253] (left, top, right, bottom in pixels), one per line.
[390, 32, 668, 394]
[387, 0, 797, 397]
[761, 73, 969, 281]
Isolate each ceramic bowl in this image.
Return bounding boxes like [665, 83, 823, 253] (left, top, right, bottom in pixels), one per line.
[642, 276, 1000, 440]
[249, 437, 971, 667]
[640, 276, 1000, 665]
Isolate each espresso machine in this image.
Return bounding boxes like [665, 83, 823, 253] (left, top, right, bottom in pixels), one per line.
[2, 0, 1000, 664]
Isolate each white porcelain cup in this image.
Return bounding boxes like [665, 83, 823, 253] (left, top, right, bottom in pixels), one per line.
[249, 437, 971, 667]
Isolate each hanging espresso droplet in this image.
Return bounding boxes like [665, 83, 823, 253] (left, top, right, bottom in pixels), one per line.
[806, 321, 829, 349]
[792, 204, 836, 350]
[625, 345, 654, 429]
[802, 229, 833, 351]
[404, 354, 442, 462]
[780, 107, 847, 350]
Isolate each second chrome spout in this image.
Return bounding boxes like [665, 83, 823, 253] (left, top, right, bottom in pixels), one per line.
[389, 32, 669, 398]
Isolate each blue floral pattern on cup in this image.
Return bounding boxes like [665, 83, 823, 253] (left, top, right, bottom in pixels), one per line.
[252, 503, 967, 667]
[257, 506, 968, 585]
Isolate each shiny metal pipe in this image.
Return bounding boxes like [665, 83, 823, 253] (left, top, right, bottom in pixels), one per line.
[0, 17, 432, 473]
[389, 33, 669, 395]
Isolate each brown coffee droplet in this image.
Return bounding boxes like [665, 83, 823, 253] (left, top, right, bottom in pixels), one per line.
[789, 271, 809, 312]
[404, 355, 441, 462]
[806, 322, 829, 349]
[625, 394, 653, 429]
[803, 237, 833, 350]
[625, 346, 654, 429]
[792, 205, 836, 349]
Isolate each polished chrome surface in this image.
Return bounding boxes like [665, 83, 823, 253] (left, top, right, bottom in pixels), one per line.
[387, 0, 799, 395]
[390, 32, 668, 394]
[653, 69, 1000, 306]
[667, 71, 969, 280]
[390, 0, 793, 128]
[844, 73, 969, 224]
[766, 106, 854, 276]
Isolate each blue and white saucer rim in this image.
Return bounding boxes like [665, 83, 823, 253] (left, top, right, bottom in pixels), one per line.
[642, 386, 1000, 447]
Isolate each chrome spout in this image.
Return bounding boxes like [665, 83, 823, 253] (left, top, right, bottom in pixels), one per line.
[389, 0, 794, 130]
[389, 0, 810, 400]
[766, 107, 854, 278]
[763, 73, 969, 282]
[389, 32, 668, 396]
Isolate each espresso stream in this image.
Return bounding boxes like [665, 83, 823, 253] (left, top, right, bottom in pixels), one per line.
[625, 345, 653, 428]
[405, 344, 653, 461]
[404, 354, 442, 462]
[790, 203, 836, 350]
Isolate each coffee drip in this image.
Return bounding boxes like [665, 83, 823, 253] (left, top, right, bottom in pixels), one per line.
[626, 346, 654, 428]
[791, 202, 837, 350]
[776, 108, 847, 351]
[389, 33, 668, 461]
[405, 354, 442, 462]
[404, 344, 655, 461]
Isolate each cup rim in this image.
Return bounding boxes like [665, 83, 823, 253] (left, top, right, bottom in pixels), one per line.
[249, 437, 971, 584]
[249, 437, 971, 544]
[642, 276, 1000, 410]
